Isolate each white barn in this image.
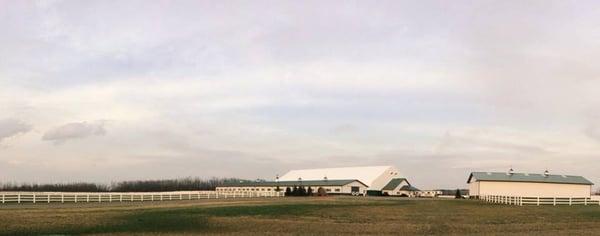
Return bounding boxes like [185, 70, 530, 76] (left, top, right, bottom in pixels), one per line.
[279, 166, 402, 191]
[468, 171, 594, 198]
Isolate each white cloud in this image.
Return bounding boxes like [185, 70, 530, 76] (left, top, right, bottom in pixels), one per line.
[42, 121, 107, 144]
[0, 119, 32, 143]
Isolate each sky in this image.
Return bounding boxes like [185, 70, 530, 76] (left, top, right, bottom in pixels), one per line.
[1, 0, 600, 189]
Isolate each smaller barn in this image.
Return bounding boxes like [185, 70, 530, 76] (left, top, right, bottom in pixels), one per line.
[381, 178, 413, 196]
[216, 179, 368, 195]
[468, 170, 594, 198]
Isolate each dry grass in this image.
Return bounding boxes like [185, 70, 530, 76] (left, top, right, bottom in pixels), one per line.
[1, 196, 600, 235]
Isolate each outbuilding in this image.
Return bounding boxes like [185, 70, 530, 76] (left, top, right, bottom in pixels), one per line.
[467, 171, 594, 198]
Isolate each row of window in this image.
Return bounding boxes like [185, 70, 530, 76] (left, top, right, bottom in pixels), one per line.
[216, 187, 342, 192]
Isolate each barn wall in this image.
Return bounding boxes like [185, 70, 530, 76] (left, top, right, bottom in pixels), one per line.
[469, 181, 480, 197]
[477, 181, 591, 197]
[369, 166, 400, 190]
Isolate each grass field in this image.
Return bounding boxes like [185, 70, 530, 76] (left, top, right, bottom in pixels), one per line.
[2, 196, 600, 235]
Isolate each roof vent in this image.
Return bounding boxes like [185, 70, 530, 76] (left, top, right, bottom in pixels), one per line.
[544, 170, 550, 177]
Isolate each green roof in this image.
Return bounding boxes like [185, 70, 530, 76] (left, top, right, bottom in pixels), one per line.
[219, 179, 367, 187]
[382, 178, 410, 190]
[468, 172, 593, 185]
[400, 185, 420, 191]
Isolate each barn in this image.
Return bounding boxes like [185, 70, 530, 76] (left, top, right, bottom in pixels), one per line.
[216, 179, 368, 195]
[468, 170, 594, 198]
[279, 166, 402, 191]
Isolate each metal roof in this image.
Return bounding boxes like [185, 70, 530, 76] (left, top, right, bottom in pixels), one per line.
[467, 172, 593, 185]
[279, 166, 399, 188]
[399, 185, 420, 191]
[381, 178, 409, 190]
[219, 179, 367, 187]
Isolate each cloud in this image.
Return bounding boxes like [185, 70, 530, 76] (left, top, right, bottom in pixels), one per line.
[0, 119, 32, 143]
[42, 121, 107, 144]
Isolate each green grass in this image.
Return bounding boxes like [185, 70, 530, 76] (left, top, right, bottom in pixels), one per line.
[1, 197, 600, 235]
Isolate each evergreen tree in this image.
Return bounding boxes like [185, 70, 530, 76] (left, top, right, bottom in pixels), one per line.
[299, 186, 306, 196]
[285, 187, 292, 196]
[307, 186, 313, 196]
[455, 189, 462, 199]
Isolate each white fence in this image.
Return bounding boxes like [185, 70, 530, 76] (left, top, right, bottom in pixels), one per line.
[0, 191, 284, 204]
[481, 195, 600, 206]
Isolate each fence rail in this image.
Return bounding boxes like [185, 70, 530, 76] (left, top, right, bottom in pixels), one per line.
[0, 191, 284, 204]
[480, 195, 600, 206]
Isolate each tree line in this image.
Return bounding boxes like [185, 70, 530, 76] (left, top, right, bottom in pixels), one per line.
[0, 177, 246, 192]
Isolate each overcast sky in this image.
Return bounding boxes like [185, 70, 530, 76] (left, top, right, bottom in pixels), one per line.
[1, 0, 600, 189]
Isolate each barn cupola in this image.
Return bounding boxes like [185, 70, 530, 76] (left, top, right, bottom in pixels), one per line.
[544, 170, 550, 177]
[508, 167, 514, 176]
[323, 176, 328, 182]
[275, 174, 279, 183]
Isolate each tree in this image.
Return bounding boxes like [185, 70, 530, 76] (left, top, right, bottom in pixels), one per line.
[299, 186, 307, 196]
[307, 186, 313, 196]
[293, 186, 299, 196]
[285, 187, 292, 196]
[275, 186, 281, 192]
[455, 189, 462, 199]
[317, 187, 327, 196]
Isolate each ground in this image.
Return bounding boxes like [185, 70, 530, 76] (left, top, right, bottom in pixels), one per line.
[1, 196, 600, 235]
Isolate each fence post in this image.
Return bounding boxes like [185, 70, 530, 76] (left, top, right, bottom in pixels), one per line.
[537, 197, 540, 206]
[569, 197, 572, 206]
[1, 194, 4, 204]
[18, 194, 21, 204]
[553, 197, 556, 206]
[585, 198, 587, 206]
[75, 195, 78, 203]
[120, 194, 123, 202]
[48, 195, 50, 203]
[32, 194, 36, 204]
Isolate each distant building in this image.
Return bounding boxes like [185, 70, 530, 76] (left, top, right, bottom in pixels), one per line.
[216, 179, 368, 195]
[216, 165, 413, 196]
[467, 170, 594, 198]
[279, 166, 402, 191]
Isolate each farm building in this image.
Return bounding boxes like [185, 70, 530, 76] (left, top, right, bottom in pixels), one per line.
[215, 179, 368, 195]
[381, 178, 413, 196]
[279, 166, 402, 191]
[468, 170, 594, 198]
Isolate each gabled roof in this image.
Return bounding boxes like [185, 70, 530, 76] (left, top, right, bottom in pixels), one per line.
[219, 179, 368, 187]
[382, 178, 410, 190]
[467, 172, 593, 185]
[279, 166, 397, 187]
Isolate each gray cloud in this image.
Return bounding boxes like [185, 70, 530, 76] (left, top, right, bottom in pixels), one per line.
[0, 119, 32, 143]
[42, 121, 107, 144]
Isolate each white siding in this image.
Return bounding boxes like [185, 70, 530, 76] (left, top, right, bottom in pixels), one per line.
[472, 181, 591, 197]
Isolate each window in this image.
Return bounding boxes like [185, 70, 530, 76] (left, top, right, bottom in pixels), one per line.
[326, 188, 331, 192]
[335, 188, 340, 192]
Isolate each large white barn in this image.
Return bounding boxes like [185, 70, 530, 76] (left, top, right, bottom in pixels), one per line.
[279, 166, 402, 191]
[468, 171, 594, 198]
